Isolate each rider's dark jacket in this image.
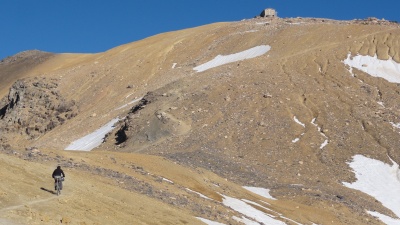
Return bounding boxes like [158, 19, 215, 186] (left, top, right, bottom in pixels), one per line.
[52, 168, 65, 178]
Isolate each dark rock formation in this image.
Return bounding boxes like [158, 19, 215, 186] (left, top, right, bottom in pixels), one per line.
[0, 77, 78, 140]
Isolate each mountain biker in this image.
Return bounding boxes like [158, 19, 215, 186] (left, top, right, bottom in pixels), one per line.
[52, 166, 65, 190]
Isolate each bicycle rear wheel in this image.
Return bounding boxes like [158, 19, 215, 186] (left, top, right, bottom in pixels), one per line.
[56, 179, 61, 196]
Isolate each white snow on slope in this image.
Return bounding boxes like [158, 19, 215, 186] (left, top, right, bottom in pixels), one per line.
[291, 117, 306, 144]
[222, 195, 286, 225]
[186, 188, 213, 200]
[292, 138, 300, 143]
[162, 177, 174, 184]
[241, 195, 302, 225]
[343, 53, 400, 83]
[311, 118, 329, 149]
[343, 155, 400, 224]
[391, 122, 400, 130]
[243, 186, 276, 200]
[293, 116, 305, 127]
[319, 139, 329, 149]
[114, 97, 142, 110]
[65, 118, 120, 151]
[193, 45, 271, 72]
[368, 211, 400, 225]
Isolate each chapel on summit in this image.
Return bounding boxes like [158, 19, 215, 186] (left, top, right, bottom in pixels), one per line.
[260, 8, 277, 18]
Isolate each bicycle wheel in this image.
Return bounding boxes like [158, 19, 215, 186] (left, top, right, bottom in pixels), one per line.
[56, 180, 61, 196]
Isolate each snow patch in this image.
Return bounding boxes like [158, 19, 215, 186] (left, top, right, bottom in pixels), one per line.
[162, 178, 174, 184]
[114, 97, 142, 110]
[311, 118, 317, 126]
[186, 188, 212, 200]
[292, 117, 306, 143]
[193, 45, 271, 72]
[311, 118, 329, 149]
[368, 211, 400, 225]
[222, 195, 286, 225]
[391, 122, 400, 129]
[292, 138, 300, 143]
[293, 116, 305, 127]
[65, 118, 120, 151]
[319, 140, 329, 149]
[343, 53, 400, 83]
[243, 186, 276, 200]
[343, 155, 400, 223]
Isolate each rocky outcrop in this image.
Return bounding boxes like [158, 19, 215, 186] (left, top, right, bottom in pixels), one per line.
[112, 91, 190, 148]
[0, 77, 78, 140]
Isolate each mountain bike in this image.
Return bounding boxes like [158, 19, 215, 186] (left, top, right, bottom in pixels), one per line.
[54, 176, 63, 196]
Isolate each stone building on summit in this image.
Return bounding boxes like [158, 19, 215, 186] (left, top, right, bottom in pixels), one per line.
[260, 8, 277, 18]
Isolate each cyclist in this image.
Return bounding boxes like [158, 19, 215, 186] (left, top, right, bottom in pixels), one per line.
[52, 166, 65, 190]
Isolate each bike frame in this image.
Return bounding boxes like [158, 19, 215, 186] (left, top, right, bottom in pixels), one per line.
[54, 176, 62, 196]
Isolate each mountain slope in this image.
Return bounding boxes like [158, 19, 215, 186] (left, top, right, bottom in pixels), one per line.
[106, 18, 400, 222]
[1, 16, 400, 224]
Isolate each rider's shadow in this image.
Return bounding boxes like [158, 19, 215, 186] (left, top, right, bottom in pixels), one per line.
[40, 187, 56, 195]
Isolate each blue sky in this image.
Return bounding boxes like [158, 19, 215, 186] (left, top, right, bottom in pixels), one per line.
[1, 0, 399, 60]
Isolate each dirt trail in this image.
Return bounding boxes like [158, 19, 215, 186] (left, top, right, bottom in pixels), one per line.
[0, 152, 208, 225]
[0, 196, 58, 213]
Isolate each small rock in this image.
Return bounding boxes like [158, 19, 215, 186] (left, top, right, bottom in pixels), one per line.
[61, 217, 72, 224]
[263, 94, 272, 98]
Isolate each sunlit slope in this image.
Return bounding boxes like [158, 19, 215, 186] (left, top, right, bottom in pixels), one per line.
[0, 50, 54, 97]
[0, 149, 356, 225]
[0, 152, 208, 225]
[38, 19, 400, 152]
[99, 19, 400, 223]
[1, 17, 400, 224]
[5, 23, 229, 150]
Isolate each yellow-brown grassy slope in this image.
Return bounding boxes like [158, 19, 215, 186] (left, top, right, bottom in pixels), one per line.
[104, 18, 400, 223]
[0, 148, 369, 225]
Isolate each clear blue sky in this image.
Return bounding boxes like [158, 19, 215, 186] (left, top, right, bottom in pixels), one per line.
[1, 0, 399, 60]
